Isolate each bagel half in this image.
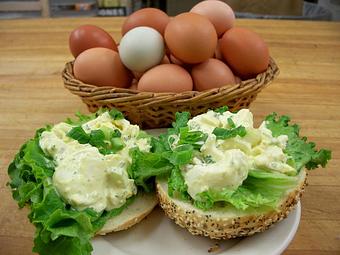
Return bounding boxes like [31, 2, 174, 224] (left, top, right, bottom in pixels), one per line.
[97, 192, 158, 235]
[156, 169, 307, 239]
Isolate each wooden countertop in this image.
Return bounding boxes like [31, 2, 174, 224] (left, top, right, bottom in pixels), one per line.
[0, 18, 339, 255]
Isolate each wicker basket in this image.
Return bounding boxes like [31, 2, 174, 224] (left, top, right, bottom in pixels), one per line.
[62, 58, 279, 128]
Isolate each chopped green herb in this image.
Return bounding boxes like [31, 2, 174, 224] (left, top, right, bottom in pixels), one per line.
[214, 106, 229, 114]
[213, 126, 247, 140]
[89, 130, 106, 148]
[67, 126, 90, 144]
[203, 155, 215, 164]
[109, 108, 124, 120]
[178, 127, 208, 150]
[100, 126, 121, 140]
[227, 117, 236, 128]
[110, 137, 125, 153]
[67, 125, 124, 155]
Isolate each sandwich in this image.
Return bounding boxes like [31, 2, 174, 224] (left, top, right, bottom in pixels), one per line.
[8, 106, 332, 255]
[7, 109, 158, 255]
[129, 106, 331, 239]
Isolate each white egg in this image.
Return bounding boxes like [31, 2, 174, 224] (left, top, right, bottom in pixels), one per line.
[119, 26, 165, 72]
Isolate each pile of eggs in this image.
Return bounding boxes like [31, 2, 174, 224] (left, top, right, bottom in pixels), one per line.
[70, 0, 270, 93]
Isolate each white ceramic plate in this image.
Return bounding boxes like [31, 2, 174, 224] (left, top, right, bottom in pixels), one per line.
[92, 202, 300, 255]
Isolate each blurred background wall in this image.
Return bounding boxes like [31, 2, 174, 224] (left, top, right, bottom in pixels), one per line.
[0, 0, 338, 20]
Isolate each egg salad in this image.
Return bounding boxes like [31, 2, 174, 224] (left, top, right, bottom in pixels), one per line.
[128, 106, 330, 211]
[182, 109, 295, 199]
[39, 111, 150, 212]
[8, 109, 158, 255]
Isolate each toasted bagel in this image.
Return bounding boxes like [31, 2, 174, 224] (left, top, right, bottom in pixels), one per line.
[156, 169, 306, 239]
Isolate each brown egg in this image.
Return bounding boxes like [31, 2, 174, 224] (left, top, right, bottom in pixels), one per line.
[170, 54, 185, 66]
[133, 71, 144, 80]
[190, 0, 235, 37]
[169, 54, 193, 72]
[191, 58, 236, 91]
[74, 47, 132, 87]
[235, 76, 242, 84]
[122, 8, 170, 36]
[69, 25, 118, 58]
[214, 39, 223, 60]
[164, 12, 217, 64]
[161, 55, 170, 64]
[138, 64, 193, 93]
[129, 82, 138, 90]
[165, 46, 171, 56]
[220, 27, 270, 79]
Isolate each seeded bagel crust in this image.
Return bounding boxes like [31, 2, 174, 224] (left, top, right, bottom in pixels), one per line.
[96, 192, 158, 235]
[156, 169, 307, 239]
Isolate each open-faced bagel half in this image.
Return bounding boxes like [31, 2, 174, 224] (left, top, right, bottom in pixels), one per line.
[156, 169, 306, 239]
[96, 192, 158, 235]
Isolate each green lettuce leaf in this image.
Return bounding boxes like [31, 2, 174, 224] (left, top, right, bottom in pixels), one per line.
[128, 148, 173, 192]
[127, 111, 197, 195]
[194, 169, 299, 211]
[265, 113, 331, 171]
[167, 166, 190, 201]
[91, 196, 135, 232]
[172, 111, 190, 131]
[162, 144, 194, 166]
[153, 112, 205, 198]
[150, 111, 193, 153]
[7, 115, 136, 255]
[150, 136, 169, 153]
[194, 187, 275, 211]
[163, 145, 193, 200]
[33, 227, 93, 255]
[129, 139, 195, 194]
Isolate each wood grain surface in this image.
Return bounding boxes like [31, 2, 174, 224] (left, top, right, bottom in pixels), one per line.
[0, 18, 339, 255]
